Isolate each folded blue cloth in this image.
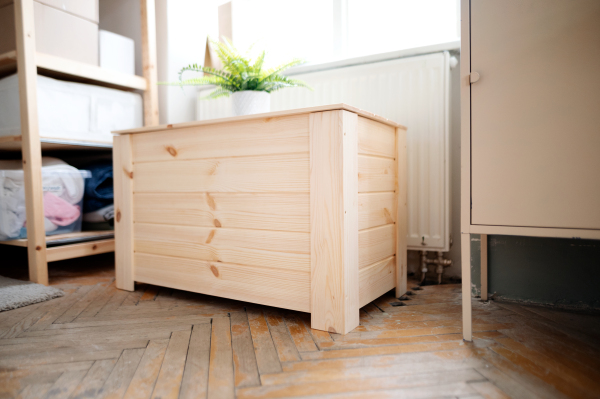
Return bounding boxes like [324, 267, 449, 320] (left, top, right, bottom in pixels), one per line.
[83, 161, 113, 213]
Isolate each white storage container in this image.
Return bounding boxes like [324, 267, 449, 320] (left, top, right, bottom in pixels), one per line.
[0, 158, 90, 241]
[0, 74, 143, 144]
[99, 30, 135, 75]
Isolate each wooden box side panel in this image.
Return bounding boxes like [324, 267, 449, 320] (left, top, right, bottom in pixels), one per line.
[357, 116, 400, 305]
[129, 114, 311, 309]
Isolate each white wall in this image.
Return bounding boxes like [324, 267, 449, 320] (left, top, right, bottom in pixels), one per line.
[100, 0, 217, 125]
[155, 0, 215, 124]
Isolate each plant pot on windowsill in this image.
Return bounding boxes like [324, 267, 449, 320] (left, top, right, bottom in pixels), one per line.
[231, 90, 270, 116]
[160, 37, 311, 118]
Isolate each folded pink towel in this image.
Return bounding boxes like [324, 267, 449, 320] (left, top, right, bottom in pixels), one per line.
[43, 192, 81, 226]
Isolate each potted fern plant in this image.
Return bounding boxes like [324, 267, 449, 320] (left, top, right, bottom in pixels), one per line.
[165, 38, 312, 116]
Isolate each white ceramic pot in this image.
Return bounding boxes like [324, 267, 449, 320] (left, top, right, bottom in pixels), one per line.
[231, 91, 270, 116]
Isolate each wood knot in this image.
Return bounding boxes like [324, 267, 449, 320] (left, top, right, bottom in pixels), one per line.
[22, 159, 27, 165]
[209, 161, 219, 175]
[116, 210, 122, 222]
[206, 193, 216, 210]
[383, 208, 394, 224]
[210, 265, 220, 278]
[123, 167, 133, 179]
[328, 327, 337, 333]
[167, 124, 173, 128]
[92, 245, 98, 250]
[213, 219, 221, 228]
[35, 246, 41, 251]
[166, 146, 177, 157]
[205, 230, 216, 244]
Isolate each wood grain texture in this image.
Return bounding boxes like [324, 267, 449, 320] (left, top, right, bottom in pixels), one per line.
[207, 318, 234, 399]
[1, 262, 598, 399]
[310, 110, 359, 335]
[230, 312, 260, 388]
[133, 153, 309, 193]
[359, 257, 396, 308]
[113, 134, 135, 291]
[46, 239, 115, 262]
[358, 155, 396, 193]
[134, 253, 310, 312]
[358, 224, 396, 269]
[115, 103, 403, 135]
[395, 127, 408, 297]
[357, 116, 396, 159]
[179, 323, 211, 399]
[133, 223, 309, 272]
[15, 0, 48, 285]
[150, 329, 191, 399]
[246, 308, 282, 375]
[123, 339, 168, 399]
[358, 192, 396, 231]
[134, 192, 309, 232]
[131, 114, 309, 162]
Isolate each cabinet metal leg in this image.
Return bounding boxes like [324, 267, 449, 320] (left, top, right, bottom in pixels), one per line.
[461, 233, 472, 341]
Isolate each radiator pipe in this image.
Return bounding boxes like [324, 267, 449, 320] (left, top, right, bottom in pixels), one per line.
[421, 251, 452, 284]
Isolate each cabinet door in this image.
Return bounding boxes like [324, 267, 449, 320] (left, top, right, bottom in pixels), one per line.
[470, 0, 600, 230]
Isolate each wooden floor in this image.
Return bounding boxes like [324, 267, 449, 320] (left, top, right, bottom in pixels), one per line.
[1, 254, 600, 399]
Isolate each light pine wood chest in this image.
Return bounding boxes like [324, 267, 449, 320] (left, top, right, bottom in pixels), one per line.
[113, 104, 407, 334]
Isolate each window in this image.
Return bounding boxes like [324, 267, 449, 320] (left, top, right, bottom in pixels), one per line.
[218, 0, 459, 65]
[345, 0, 460, 58]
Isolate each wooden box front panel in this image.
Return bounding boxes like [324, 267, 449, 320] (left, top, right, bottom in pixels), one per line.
[130, 114, 311, 312]
[470, 0, 600, 230]
[356, 116, 397, 307]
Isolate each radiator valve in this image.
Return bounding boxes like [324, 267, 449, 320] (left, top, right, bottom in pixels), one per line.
[420, 251, 452, 284]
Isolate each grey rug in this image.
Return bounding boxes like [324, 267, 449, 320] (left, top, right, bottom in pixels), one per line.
[0, 276, 64, 312]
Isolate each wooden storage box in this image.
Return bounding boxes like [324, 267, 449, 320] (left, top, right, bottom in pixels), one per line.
[113, 104, 407, 334]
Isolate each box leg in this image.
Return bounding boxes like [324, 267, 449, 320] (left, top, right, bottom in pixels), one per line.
[480, 234, 488, 301]
[309, 110, 359, 335]
[395, 127, 408, 297]
[461, 233, 472, 341]
[113, 135, 134, 291]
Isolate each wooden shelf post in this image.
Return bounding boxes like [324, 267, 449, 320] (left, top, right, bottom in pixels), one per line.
[14, 0, 48, 285]
[141, 0, 159, 126]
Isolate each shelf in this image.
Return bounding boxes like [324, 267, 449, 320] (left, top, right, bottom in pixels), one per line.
[0, 135, 113, 151]
[0, 230, 115, 247]
[0, 50, 147, 91]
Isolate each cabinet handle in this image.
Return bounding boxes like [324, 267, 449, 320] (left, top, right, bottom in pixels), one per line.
[470, 72, 481, 84]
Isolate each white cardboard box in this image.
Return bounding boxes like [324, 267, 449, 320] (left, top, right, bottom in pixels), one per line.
[99, 30, 135, 75]
[0, 74, 143, 144]
[0, 1, 98, 66]
[0, 0, 98, 22]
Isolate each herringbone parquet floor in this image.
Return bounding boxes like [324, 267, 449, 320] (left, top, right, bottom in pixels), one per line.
[1, 254, 599, 399]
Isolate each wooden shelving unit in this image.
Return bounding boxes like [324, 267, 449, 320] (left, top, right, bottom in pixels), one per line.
[0, 0, 159, 285]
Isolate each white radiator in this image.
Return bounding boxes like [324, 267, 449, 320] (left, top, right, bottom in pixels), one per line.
[196, 52, 451, 251]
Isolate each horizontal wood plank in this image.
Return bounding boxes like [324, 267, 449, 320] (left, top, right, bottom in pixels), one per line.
[357, 117, 396, 159]
[359, 257, 396, 308]
[134, 253, 310, 312]
[358, 155, 396, 193]
[358, 192, 396, 231]
[134, 223, 309, 272]
[46, 239, 114, 262]
[133, 153, 309, 193]
[131, 114, 309, 163]
[359, 224, 396, 269]
[133, 193, 309, 232]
